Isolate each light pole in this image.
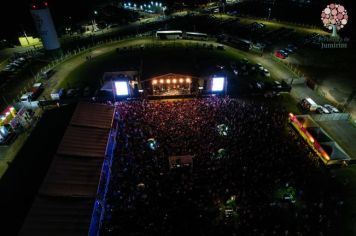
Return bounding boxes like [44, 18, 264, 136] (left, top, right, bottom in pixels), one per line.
[92, 10, 98, 33]
[267, 8, 271, 20]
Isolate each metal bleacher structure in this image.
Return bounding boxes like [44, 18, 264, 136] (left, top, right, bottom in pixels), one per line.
[20, 102, 118, 236]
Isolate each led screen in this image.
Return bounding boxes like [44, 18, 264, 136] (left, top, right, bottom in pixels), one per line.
[115, 81, 129, 96]
[212, 77, 225, 92]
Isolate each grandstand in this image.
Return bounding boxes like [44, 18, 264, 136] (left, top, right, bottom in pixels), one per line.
[19, 102, 116, 236]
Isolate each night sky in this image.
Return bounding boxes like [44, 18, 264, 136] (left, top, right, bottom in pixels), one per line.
[0, 0, 96, 41]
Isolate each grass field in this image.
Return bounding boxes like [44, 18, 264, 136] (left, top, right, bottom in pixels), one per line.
[59, 42, 246, 90]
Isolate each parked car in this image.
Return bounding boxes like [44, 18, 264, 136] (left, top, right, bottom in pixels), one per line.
[40, 69, 55, 80]
[50, 88, 64, 100]
[316, 105, 331, 114]
[285, 47, 294, 53]
[66, 88, 80, 98]
[278, 50, 289, 57]
[20, 92, 34, 102]
[256, 63, 264, 71]
[275, 51, 286, 59]
[262, 69, 270, 77]
[216, 45, 224, 50]
[323, 104, 339, 113]
[300, 98, 318, 111]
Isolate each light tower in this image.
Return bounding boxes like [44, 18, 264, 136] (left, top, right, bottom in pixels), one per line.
[30, 1, 61, 53]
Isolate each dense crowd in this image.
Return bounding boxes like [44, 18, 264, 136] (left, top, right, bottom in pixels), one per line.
[102, 97, 344, 236]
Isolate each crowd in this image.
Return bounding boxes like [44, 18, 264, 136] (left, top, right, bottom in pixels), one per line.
[101, 97, 344, 236]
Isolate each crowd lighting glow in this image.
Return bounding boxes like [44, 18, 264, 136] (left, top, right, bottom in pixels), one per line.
[179, 78, 184, 83]
[186, 78, 191, 83]
[212, 77, 225, 92]
[166, 79, 171, 84]
[152, 80, 157, 85]
[217, 124, 229, 136]
[160, 79, 164, 84]
[148, 138, 158, 150]
[114, 81, 129, 96]
[173, 79, 177, 84]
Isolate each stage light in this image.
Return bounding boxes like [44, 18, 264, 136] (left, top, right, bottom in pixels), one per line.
[114, 81, 129, 96]
[217, 124, 228, 136]
[179, 78, 184, 83]
[198, 86, 204, 90]
[212, 77, 225, 92]
[166, 79, 171, 84]
[160, 79, 164, 84]
[148, 138, 157, 150]
[152, 80, 157, 85]
[186, 78, 191, 83]
[173, 79, 177, 83]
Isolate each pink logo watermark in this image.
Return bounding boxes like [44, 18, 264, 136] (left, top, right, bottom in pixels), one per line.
[321, 3, 348, 37]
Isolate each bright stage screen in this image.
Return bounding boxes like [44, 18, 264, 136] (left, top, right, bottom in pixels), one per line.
[114, 81, 129, 96]
[212, 77, 225, 92]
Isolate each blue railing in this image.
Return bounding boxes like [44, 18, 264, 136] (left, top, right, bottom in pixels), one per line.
[88, 109, 119, 236]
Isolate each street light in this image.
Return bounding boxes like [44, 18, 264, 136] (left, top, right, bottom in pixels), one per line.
[267, 8, 271, 20]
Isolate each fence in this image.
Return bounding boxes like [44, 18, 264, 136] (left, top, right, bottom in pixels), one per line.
[270, 53, 305, 78]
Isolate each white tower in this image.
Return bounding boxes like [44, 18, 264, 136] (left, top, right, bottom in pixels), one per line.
[30, 1, 60, 51]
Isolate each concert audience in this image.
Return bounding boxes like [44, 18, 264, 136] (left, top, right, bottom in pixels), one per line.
[101, 97, 343, 236]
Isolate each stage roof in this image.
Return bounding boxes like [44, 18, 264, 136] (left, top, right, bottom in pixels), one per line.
[145, 73, 197, 82]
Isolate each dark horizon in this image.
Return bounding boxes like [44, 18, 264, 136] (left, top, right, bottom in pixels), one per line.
[0, 0, 96, 42]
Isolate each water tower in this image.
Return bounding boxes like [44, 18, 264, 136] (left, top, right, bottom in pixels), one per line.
[30, 1, 60, 52]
